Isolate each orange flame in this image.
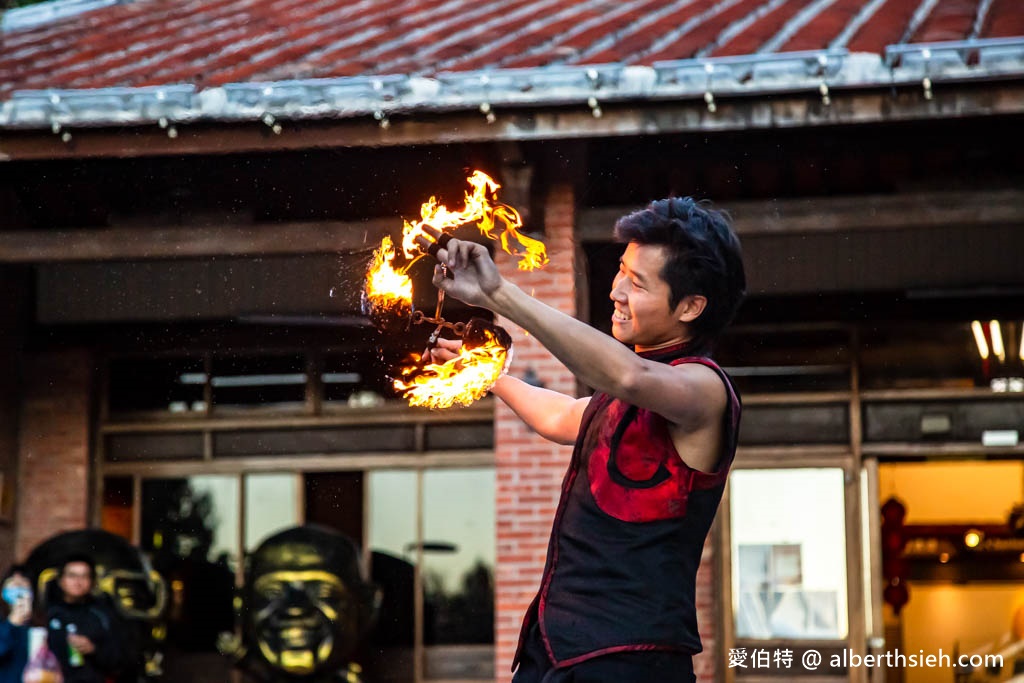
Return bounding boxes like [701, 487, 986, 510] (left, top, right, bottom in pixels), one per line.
[364, 170, 547, 321]
[364, 235, 413, 314]
[400, 170, 547, 271]
[394, 327, 511, 409]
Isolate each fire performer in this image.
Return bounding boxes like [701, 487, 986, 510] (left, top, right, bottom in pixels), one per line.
[423, 198, 746, 683]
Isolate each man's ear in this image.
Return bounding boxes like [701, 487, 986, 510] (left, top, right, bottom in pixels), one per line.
[675, 294, 707, 323]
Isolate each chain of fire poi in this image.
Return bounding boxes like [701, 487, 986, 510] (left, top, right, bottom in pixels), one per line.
[362, 171, 548, 409]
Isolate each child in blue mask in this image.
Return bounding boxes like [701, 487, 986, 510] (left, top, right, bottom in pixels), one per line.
[0, 565, 34, 683]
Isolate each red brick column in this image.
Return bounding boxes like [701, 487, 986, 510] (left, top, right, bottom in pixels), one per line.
[494, 182, 578, 678]
[15, 350, 93, 559]
[695, 537, 720, 682]
[0, 267, 30, 567]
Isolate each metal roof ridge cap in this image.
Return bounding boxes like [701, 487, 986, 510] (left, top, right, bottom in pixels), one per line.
[219, 74, 410, 89]
[10, 83, 197, 98]
[652, 47, 851, 70]
[3, 83, 198, 127]
[884, 35, 1024, 51]
[885, 35, 1024, 56]
[433, 62, 625, 79]
[883, 36, 1024, 75]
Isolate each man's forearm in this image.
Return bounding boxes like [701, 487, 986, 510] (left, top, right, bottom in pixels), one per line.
[490, 375, 585, 445]
[490, 281, 645, 398]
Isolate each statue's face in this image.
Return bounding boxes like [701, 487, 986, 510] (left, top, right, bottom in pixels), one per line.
[251, 569, 357, 675]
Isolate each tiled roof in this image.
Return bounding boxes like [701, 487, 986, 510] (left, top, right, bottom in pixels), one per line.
[3, 0, 1021, 96]
[1, 0, 1022, 129]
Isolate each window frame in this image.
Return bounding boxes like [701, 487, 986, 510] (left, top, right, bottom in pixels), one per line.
[96, 347, 497, 683]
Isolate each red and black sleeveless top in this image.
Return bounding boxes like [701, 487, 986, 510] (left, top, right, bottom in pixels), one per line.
[513, 342, 742, 670]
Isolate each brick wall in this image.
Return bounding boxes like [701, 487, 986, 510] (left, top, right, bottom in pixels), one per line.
[0, 266, 30, 567]
[494, 182, 578, 677]
[15, 350, 93, 560]
[695, 534, 720, 682]
[492, 185, 722, 682]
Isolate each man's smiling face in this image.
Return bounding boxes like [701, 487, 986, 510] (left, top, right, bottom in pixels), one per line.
[609, 242, 691, 351]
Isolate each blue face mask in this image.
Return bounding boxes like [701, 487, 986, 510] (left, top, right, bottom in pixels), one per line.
[2, 586, 31, 606]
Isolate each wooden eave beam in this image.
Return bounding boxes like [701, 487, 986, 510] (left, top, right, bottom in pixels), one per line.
[0, 218, 395, 263]
[5, 188, 1023, 263]
[578, 189, 1024, 241]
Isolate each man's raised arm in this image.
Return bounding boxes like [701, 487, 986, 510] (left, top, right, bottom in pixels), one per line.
[430, 239, 721, 434]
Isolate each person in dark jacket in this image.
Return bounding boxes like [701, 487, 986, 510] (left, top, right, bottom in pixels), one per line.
[46, 554, 127, 683]
[0, 565, 33, 683]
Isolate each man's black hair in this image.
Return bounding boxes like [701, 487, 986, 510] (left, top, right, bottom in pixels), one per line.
[2, 564, 28, 583]
[614, 197, 746, 352]
[59, 553, 97, 580]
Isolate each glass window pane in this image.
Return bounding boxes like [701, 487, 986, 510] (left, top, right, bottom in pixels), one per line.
[142, 476, 240, 570]
[211, 354, 306, 410]
[186, 476, 240, 567]
[716, 328, 852, 394]
[323, 350, 398, 406]
[108, 356, 205, 415]
[244, 473, 300, 551]
[731, 468, 849, 640]
[140, 476, 238, 660]
[368, 470, 417, 560]
[366, 471, 417, 682]
[101, 476, 134, 540]
[860, 322, 986, 390]
[422, 468, 495, 680]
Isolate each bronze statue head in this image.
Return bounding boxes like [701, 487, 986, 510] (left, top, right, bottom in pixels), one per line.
[244, 526, 379, 677]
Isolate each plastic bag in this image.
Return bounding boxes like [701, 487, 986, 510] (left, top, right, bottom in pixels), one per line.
[23, 627, 63, 683]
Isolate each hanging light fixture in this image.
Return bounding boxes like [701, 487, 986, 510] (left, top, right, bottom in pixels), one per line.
[964, 528, 984, 549]
[973, 320, 1024, 391]
[972, 320, 1022, 363]
[972, 320, 990, 360]
[990, 320, 1006, 363]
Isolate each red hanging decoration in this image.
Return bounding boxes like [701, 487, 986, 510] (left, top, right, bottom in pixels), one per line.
[881, 496, 909, 614]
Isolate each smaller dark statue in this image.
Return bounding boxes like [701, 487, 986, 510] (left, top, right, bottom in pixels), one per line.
[226, 525, 380, 683]
[24, 529, 168, 681]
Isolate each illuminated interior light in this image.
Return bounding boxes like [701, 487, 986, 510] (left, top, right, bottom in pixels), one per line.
[972, 321, 989, 360]
[321, 373, 361, 384]
[211, 373, 307, 387]
[964, 529, 983, 549]
[939, 553, 950, 563]
[1019, 322, 1024, 361]
[990, 320, 1006, 362]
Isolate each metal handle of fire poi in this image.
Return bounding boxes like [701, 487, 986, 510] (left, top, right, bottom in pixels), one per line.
[419, 229, 461, 360]
[416, 224, 514, 354]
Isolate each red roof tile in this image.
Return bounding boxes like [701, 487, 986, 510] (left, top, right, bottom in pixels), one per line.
[710, 0, 819, 58]
[847, 0, 924, 53]
[910, 0, 981, 43]
[779, 0, 868, 52]
[1, 0, 1021, 100]
[980, 0, 1024, 39]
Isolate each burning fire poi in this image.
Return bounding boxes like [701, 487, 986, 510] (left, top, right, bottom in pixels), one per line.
[395, 322, 513, 409]
[363, 171, 548, 408]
